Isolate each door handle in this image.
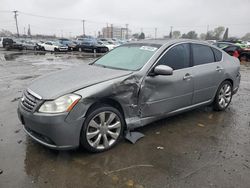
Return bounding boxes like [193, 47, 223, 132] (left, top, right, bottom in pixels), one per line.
[216, 66, 224, 72]
[183, 73, 192, 80]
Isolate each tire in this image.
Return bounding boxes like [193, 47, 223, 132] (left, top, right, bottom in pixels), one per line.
[78, 47, 82, 52]
[80, 104, 125, 153]
[213, 81, 233, 111]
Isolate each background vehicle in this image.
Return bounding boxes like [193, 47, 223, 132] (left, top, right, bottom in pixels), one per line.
[221, 44, 250, 61]
[21, 40, 38, 50]
[1, 37, 13, 48]
[76, 39, 109, 53]
[0, 37, 4, 47]
[18, 39, 240, 153]
[43, 41, 68, 52]
[58, 38, 77, 51]
[4, 38, 23, 50]
[214, 42, 234, 49]
[97, 40, 115, 51]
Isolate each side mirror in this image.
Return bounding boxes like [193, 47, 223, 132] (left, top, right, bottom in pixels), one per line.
[152, 65, 173, 76]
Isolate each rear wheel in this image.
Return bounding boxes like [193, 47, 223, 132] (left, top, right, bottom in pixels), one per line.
[80, 104, 125, 152]
[213, 81, 233, 111]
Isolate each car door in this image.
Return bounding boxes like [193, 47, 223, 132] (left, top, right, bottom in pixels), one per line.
[139, 43, 194, 118]
[191, 43, 224, 104]
[46, 42, 53, 51]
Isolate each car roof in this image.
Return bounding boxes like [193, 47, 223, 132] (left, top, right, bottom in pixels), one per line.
[128, 39, 210, 46]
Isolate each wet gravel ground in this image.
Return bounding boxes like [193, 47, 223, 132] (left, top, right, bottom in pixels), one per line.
[0, 49, 250, 188]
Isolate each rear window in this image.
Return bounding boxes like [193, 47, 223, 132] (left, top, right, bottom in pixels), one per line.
[192, 44, 215, 65]
[211, 48, 222, 62]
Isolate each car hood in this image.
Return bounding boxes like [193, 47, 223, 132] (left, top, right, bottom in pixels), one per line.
[28, 64, 132, 100]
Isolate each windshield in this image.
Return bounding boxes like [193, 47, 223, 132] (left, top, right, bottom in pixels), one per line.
[94, 43, 160, 71]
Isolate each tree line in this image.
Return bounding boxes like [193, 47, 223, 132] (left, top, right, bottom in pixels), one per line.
[132, 26, 250, 41]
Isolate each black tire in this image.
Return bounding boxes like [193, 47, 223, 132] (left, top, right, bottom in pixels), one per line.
[80, 104, 125, 153]
[213, 80, 233, 111]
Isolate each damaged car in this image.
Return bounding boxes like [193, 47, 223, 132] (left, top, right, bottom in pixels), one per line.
[17, 39, 241, 152]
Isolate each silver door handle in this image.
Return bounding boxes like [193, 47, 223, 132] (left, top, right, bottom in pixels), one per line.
[216, 67, 224, 71]
[183, 74, 192, 80]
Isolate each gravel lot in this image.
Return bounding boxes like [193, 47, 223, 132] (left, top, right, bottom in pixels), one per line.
[0, 49, 250, 188]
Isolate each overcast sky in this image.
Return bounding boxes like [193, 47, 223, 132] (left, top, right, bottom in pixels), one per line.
[0, 0, 250, 38]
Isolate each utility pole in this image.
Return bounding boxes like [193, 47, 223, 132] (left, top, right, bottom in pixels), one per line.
[206, 25, 209, 33]
[13, 10, 19, 37]
[125, 24, 129, 39]
[27, 24, 31, 36]
[82, 19, 85, 37]
[111, 24, 113, 38]
[170, 26, 173, 38]
[155, 27, 157, 39]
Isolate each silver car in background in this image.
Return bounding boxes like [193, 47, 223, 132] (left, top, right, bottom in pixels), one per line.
[17, 39, 241, 152]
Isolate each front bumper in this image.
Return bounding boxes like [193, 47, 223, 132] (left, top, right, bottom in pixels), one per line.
[58, 47, 68, 51]
[17, 102, 85, 150]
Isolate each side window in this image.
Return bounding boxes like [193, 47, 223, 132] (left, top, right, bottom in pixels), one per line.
[157, 43, 190, 70]
[211, 48, 222, 62]
[192, 44, 215, 65]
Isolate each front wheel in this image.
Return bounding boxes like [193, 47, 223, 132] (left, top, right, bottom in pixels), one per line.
[80, 104, 125, 152]
[213, 81, 233, 111]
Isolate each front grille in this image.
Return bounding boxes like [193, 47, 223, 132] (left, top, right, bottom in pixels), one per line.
[21, 90, 40, 112]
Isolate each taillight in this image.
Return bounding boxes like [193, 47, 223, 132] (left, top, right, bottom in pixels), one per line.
[233, 50, 239, 58]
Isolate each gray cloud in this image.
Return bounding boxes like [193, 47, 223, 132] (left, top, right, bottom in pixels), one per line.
[0, 0, 249, 37]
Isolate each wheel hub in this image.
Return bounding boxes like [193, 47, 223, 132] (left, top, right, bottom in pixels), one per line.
[86, 111, 121, 150]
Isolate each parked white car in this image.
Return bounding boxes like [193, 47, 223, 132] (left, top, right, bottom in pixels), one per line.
[97, 41, 115, 51]
[43, 41, 68, 52]
[0, 37, 4, 48]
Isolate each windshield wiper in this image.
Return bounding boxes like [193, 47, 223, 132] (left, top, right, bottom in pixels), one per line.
[92, 64, 107, 68]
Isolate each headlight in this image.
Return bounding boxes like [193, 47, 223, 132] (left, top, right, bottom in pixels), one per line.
[38, 94, 81, 113]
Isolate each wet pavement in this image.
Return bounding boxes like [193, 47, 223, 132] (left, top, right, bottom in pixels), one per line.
[0, 49, 250, 188]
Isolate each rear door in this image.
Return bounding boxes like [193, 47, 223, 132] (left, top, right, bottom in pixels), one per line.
[191, 44, 224, 104]
[139, 43, 194, 117]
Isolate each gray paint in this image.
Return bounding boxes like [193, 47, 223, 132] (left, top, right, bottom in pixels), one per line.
[18, 39, 241, 149]
[28, 63, 132, 99]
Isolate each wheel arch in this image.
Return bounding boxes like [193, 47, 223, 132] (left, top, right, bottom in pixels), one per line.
[84, 98, 127, 129]
[224, 78, 233, 88]
[212, 78, 234, 101]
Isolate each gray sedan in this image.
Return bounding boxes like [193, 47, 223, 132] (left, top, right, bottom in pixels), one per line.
[17, 39, 241, 152]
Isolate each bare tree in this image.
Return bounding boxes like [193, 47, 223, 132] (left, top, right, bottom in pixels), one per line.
[172, 31, 181, 39]
[214, 26, 225, 39]
[182, 31, 198, 39]
[242, 33, 250, 41]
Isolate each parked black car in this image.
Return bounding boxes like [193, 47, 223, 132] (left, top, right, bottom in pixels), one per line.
[4, 38, 23, 50]
[58, 38, 77, 51]
[2, 38, 14, 48]
[76, 39, 109, 53]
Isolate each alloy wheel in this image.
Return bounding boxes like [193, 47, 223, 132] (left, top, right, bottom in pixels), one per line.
[218, 83, 232, 108]
[86, 111, 121, 150]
